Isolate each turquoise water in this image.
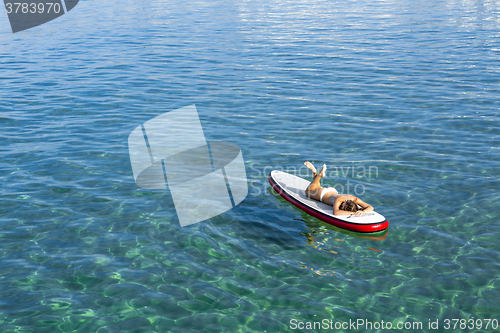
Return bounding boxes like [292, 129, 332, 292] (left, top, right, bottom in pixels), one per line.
[1, 0, 499, 331]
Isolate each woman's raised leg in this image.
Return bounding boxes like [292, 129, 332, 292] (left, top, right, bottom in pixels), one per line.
[304, 163, 326, 201]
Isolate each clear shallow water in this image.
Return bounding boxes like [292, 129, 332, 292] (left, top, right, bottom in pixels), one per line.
[0, 0, 499, 331]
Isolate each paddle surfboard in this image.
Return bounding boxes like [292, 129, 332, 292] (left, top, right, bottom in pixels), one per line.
[268, 170, 388, 233]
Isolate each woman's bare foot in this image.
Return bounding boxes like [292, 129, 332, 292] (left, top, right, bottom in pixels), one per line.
[319, 164, 327, 177]
[304, 161, 317, 177]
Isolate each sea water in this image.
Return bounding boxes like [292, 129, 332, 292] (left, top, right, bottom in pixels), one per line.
[0, 0, 499, 331]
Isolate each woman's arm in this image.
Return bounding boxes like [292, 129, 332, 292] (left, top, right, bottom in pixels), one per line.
[354, 197, 373, 213]
[334, 210, 355, 216]
[333, 196, 374, 216]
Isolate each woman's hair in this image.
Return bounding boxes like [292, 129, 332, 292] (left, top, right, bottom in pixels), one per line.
[341, 200, 359, 212]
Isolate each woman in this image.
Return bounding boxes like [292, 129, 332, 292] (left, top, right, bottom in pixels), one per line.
[304, 162, 374, 216]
